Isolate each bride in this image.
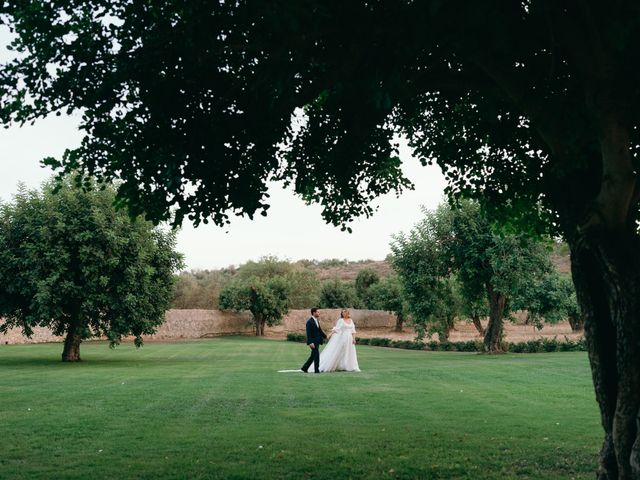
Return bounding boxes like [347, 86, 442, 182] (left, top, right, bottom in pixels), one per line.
[309, 309, 360, 373]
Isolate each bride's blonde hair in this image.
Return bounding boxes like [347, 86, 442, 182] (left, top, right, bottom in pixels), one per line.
[340, 309, 349, 318]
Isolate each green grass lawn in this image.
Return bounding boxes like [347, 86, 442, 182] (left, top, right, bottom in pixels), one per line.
[0, 338, 600, 479]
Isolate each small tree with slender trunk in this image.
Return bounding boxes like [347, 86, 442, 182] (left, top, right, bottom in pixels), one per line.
[233, 256, 320, 309]
[390, 206, 460, 341]
[455, 277, 488, 337]
[0, 179, 183, 361]
[218, 276, 290, 336]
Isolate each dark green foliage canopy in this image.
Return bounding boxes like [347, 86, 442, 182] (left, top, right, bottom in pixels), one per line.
[512, 272, 579, 328]
[0, 178, 183, 354]
[3, 2, 639, 235]
[4, 2, 640, 474]
[354, 267, 380, 306]
[448, 201, 554, 310]
[367, 274, 407, 318]
[234, 256, 319, 309]
[318, 278, 360, 309]
[391, 201, 555, 340]
[218, 274, 291, 335]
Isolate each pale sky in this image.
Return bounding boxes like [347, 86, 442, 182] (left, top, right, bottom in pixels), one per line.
[0, 27, 447, 270]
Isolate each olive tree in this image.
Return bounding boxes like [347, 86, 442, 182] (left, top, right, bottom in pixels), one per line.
[0, 179, 183, 361]
[218, 276, 290, 336]
[235, 256, 320, 309]
[449, 202, 554, 352]
[512, 272, 582, 331]
[390, 205, 460, 341]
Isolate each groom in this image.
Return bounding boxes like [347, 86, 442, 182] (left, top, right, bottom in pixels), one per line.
[301, 307, 327, 373]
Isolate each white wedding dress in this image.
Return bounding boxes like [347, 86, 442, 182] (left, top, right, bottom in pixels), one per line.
[308, 318, 360, 372]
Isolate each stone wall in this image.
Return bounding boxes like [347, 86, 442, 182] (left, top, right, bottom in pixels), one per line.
[280, 309, 397, 333]
[0, 325, 66, 345]
[0, 308, 398, 344]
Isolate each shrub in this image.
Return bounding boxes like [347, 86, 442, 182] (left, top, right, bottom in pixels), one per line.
[286, 332, 305, 343]
[456, 340, 484, 352]
[542, 338, 558, 352]
[439, 341, 454, 351]
[428, 340, 440, 351]
[303, 334, 586, 353]
[368, 337, 392, 347]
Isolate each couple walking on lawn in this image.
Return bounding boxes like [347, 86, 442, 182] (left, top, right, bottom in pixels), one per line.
[301, 307, 360, 373]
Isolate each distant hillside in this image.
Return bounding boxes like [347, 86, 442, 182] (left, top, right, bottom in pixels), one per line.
[299, 249, 571, 281]
[298, 259, 393, 281]
[174, 250, 572, 309]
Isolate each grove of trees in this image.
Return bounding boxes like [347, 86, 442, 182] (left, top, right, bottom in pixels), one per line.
[391, 201, 567, 351]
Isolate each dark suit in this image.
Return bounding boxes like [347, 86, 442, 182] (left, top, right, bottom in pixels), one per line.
[301, 316, 327, 373]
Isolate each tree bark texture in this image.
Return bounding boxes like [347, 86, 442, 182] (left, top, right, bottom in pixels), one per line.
[62, 330, 82, 362]
[567, 82, 640, 478]
[254, 314, 265, 336]
[472, 315, 485, 336]
[395, 314, 404, 332]
[484, 287, 506, 353]
[568, 315, 585, 332]
[570, 231, 640, 480]
[440, 316, 456, 341]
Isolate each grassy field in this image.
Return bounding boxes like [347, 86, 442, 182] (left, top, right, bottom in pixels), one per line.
[0, 337, 600, 479]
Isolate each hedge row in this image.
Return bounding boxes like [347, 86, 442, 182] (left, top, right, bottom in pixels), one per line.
[285, 333, 586, 353]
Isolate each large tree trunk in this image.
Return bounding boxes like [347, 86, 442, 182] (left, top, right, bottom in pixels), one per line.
[570, 231, 640, 480]
[569, 79, 640, 478]
[472, 315, 484, 336]
[484, 286, 506, 353]
[62, 328, 82, 362]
